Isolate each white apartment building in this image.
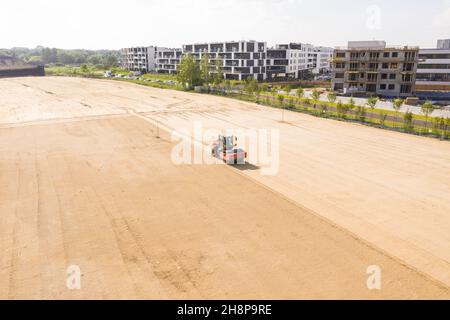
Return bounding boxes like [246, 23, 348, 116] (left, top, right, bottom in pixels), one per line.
[416, 39, 450, 92]
[120, 46, 159, 72]
[266, 43, 316, 80]
[182, 40, 267, 81]
[312, 46, 334, 74]
[121, 41, 333, 81]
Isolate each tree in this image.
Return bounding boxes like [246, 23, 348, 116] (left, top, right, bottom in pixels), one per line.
[200, 53, 210, 85]
[211, 60, 224, 86]
[80, 64, 89, 73]
[403, 110, 414, 133]
[277, 94, 285, 121]
[224, 80, 232, 92]
[367, 96, 378, 110]
[177, 54, 202, 89]
[319, 103, 328, 115]
[87, 54, 102, 65]
[327, 93, 337, 103]
[445, 117, 450, 140]
[255, 85, 263, 104]
[421, 100, 434, 133]
[270, 87, 278, 106]
[311, 89, 320, 101]
[347, 97, 356, 118]
[277, 94, 285, 106]
[260, 83, 269, 92]
[284, 85, 292, 96]
[336, 101, 345, 118]
[379, 111, 388, 127]
[244, 76, 258, 95]
[259, 83, 269, 104]
[392, 98, 404, 128]
[356, 105, 367, 122]
[296, 88, 304, 99]
[102, 54, 118, 68]
[336, 101, 350, 119]
[41, 47, 57, 64]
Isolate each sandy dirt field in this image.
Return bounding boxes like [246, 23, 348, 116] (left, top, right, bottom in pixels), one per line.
[0, 76, 449, 299]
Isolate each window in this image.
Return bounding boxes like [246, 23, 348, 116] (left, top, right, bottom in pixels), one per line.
[383, 52, 390, 58]
[417, 64, 450, 69]
[401, 84, 412, 93]
[402, 74, 412, 82]
[334, 83, 344, 90]
[380, 84, 387, 90]
[392, 52, 398, 58]
[381, 73, 387, 79]
[389, 74, 396, 80]
[382, 63, 389, 69]
[388, 84, 395, 90]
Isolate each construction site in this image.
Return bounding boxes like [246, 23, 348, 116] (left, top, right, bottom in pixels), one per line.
[0, 76, 450, 299]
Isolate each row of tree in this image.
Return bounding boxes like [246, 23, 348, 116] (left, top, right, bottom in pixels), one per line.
[176, 53, 225, 88]
[220, 81, 448, 138]
[0, 46, 119, 67]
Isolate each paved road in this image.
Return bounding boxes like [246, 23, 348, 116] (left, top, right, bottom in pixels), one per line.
[294, 90, 450, 117]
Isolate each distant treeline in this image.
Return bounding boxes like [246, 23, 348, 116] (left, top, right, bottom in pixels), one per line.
[0, 47, 120, 68]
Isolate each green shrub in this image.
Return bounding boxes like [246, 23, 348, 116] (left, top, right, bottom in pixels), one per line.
[403, 111, 414, 133]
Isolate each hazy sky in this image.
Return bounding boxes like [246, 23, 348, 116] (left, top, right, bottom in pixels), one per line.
[1, 0, 449, 50]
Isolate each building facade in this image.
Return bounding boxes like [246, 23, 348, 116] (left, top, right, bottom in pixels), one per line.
[312, 46, 334, 74]
[266, 43, 315, 80]
[182, 40, 267, 81]
[120, 46, 159, 72]
[416, 39, 450, 92]
[120, 40, 334, 81]
[156, 48, 182, 74]
[332, 41, 419, 97]
[437, 39, 450, 50]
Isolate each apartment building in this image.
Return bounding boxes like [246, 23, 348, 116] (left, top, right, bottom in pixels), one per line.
[312, 46, 334, 74]
[437, 39, 450, 49]
[332, 41, 419, 97]
[156, 48, 182, 74]
[266, 43, 316, 80]
[120, 46, 159, 72]
[416, 39, 450, 92]
[182, 40, 267, 81]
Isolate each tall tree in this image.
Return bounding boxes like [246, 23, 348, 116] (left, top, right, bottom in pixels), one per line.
[212, 60, 224, 86]
[311, 89, 320, 101]
[327, 93, 337, 103]
[392, 98, 404, 128]
[177, 54, 201, 89]
[200, 53, 210, 85]
[367, 96, 378, 110]
[421, 100, 434, 132]
[277, 94, 285, 121]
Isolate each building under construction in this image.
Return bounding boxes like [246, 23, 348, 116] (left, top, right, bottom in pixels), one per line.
[332, 41, 419, 97]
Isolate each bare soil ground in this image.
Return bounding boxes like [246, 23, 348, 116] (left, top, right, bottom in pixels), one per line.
[0, 76, 449, 299]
